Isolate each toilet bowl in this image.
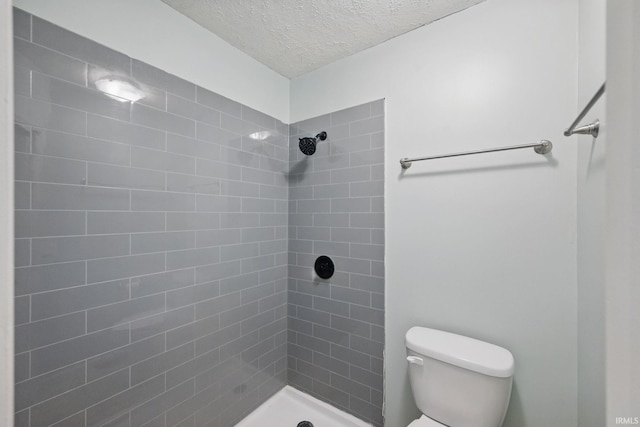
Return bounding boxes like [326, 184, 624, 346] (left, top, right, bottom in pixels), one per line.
[405, 326, 515, 427]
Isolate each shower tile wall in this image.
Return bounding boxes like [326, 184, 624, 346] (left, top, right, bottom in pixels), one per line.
[287, 101, 385, 426]
[13, 9, 288, 427]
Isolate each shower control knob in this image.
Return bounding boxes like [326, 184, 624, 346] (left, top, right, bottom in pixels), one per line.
[314, 255, 334, 279]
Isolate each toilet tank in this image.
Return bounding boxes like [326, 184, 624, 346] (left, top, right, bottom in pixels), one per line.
[405, 327, 514, 427]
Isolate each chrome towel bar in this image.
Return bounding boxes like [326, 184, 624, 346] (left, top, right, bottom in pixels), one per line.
[564, 82, 605, 138]
[399, 140, 552, 169]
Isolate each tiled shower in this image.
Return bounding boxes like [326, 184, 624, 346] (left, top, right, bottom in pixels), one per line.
[287, 109, 384, 422]
[13, 8, 384, 427]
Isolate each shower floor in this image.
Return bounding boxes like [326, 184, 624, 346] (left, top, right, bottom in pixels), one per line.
[235, 386, 372, 427]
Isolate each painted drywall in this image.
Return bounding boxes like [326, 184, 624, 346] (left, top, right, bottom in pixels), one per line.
[0, 2, 14, 427]
[12, 0, 290, 123]
[576, 0, 606, 425]
[605, 2, 640, 425]
[291, 0, 578, 426]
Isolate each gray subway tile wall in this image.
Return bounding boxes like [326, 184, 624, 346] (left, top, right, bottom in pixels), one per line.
[14, 8, 288, 427]
[13, 7, 385, 427]
[288, 101, 385, 426]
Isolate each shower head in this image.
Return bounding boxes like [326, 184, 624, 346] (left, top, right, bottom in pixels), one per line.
[298, 131, 327, 156]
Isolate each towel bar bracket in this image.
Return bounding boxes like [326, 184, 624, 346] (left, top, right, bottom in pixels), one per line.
[564, 119, 600, 138]
[564, 83, 605, 138]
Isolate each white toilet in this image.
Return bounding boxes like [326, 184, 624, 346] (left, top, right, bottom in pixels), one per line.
[405, 326, 515, 427]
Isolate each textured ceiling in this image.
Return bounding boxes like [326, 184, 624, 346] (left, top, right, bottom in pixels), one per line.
[161, 0, 486, 78]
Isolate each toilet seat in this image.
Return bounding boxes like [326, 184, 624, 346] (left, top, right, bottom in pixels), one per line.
[407, 415, 446, 427]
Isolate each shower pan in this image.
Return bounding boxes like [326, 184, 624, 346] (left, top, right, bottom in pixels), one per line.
[235, 386, 371, 427]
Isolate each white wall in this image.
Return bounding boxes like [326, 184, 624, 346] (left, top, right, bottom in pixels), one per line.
[12, 0, 291, 122]
[0, 1, 14, 425]
[291, 0, 579, 426]
[576, 0, 606, 425]
[605, 2, 640, 425]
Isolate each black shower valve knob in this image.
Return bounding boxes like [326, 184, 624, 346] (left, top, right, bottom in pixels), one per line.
[314, 255, 334, 279]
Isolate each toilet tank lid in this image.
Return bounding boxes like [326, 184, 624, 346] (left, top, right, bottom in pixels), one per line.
[405, 327, 514, 378]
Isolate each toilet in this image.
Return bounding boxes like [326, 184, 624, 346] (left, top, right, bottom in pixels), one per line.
[405, 326, 515, 427]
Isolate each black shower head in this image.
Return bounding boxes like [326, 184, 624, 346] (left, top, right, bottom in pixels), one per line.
[298, 131, 327, 156]
[299, 137, 317, 155]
